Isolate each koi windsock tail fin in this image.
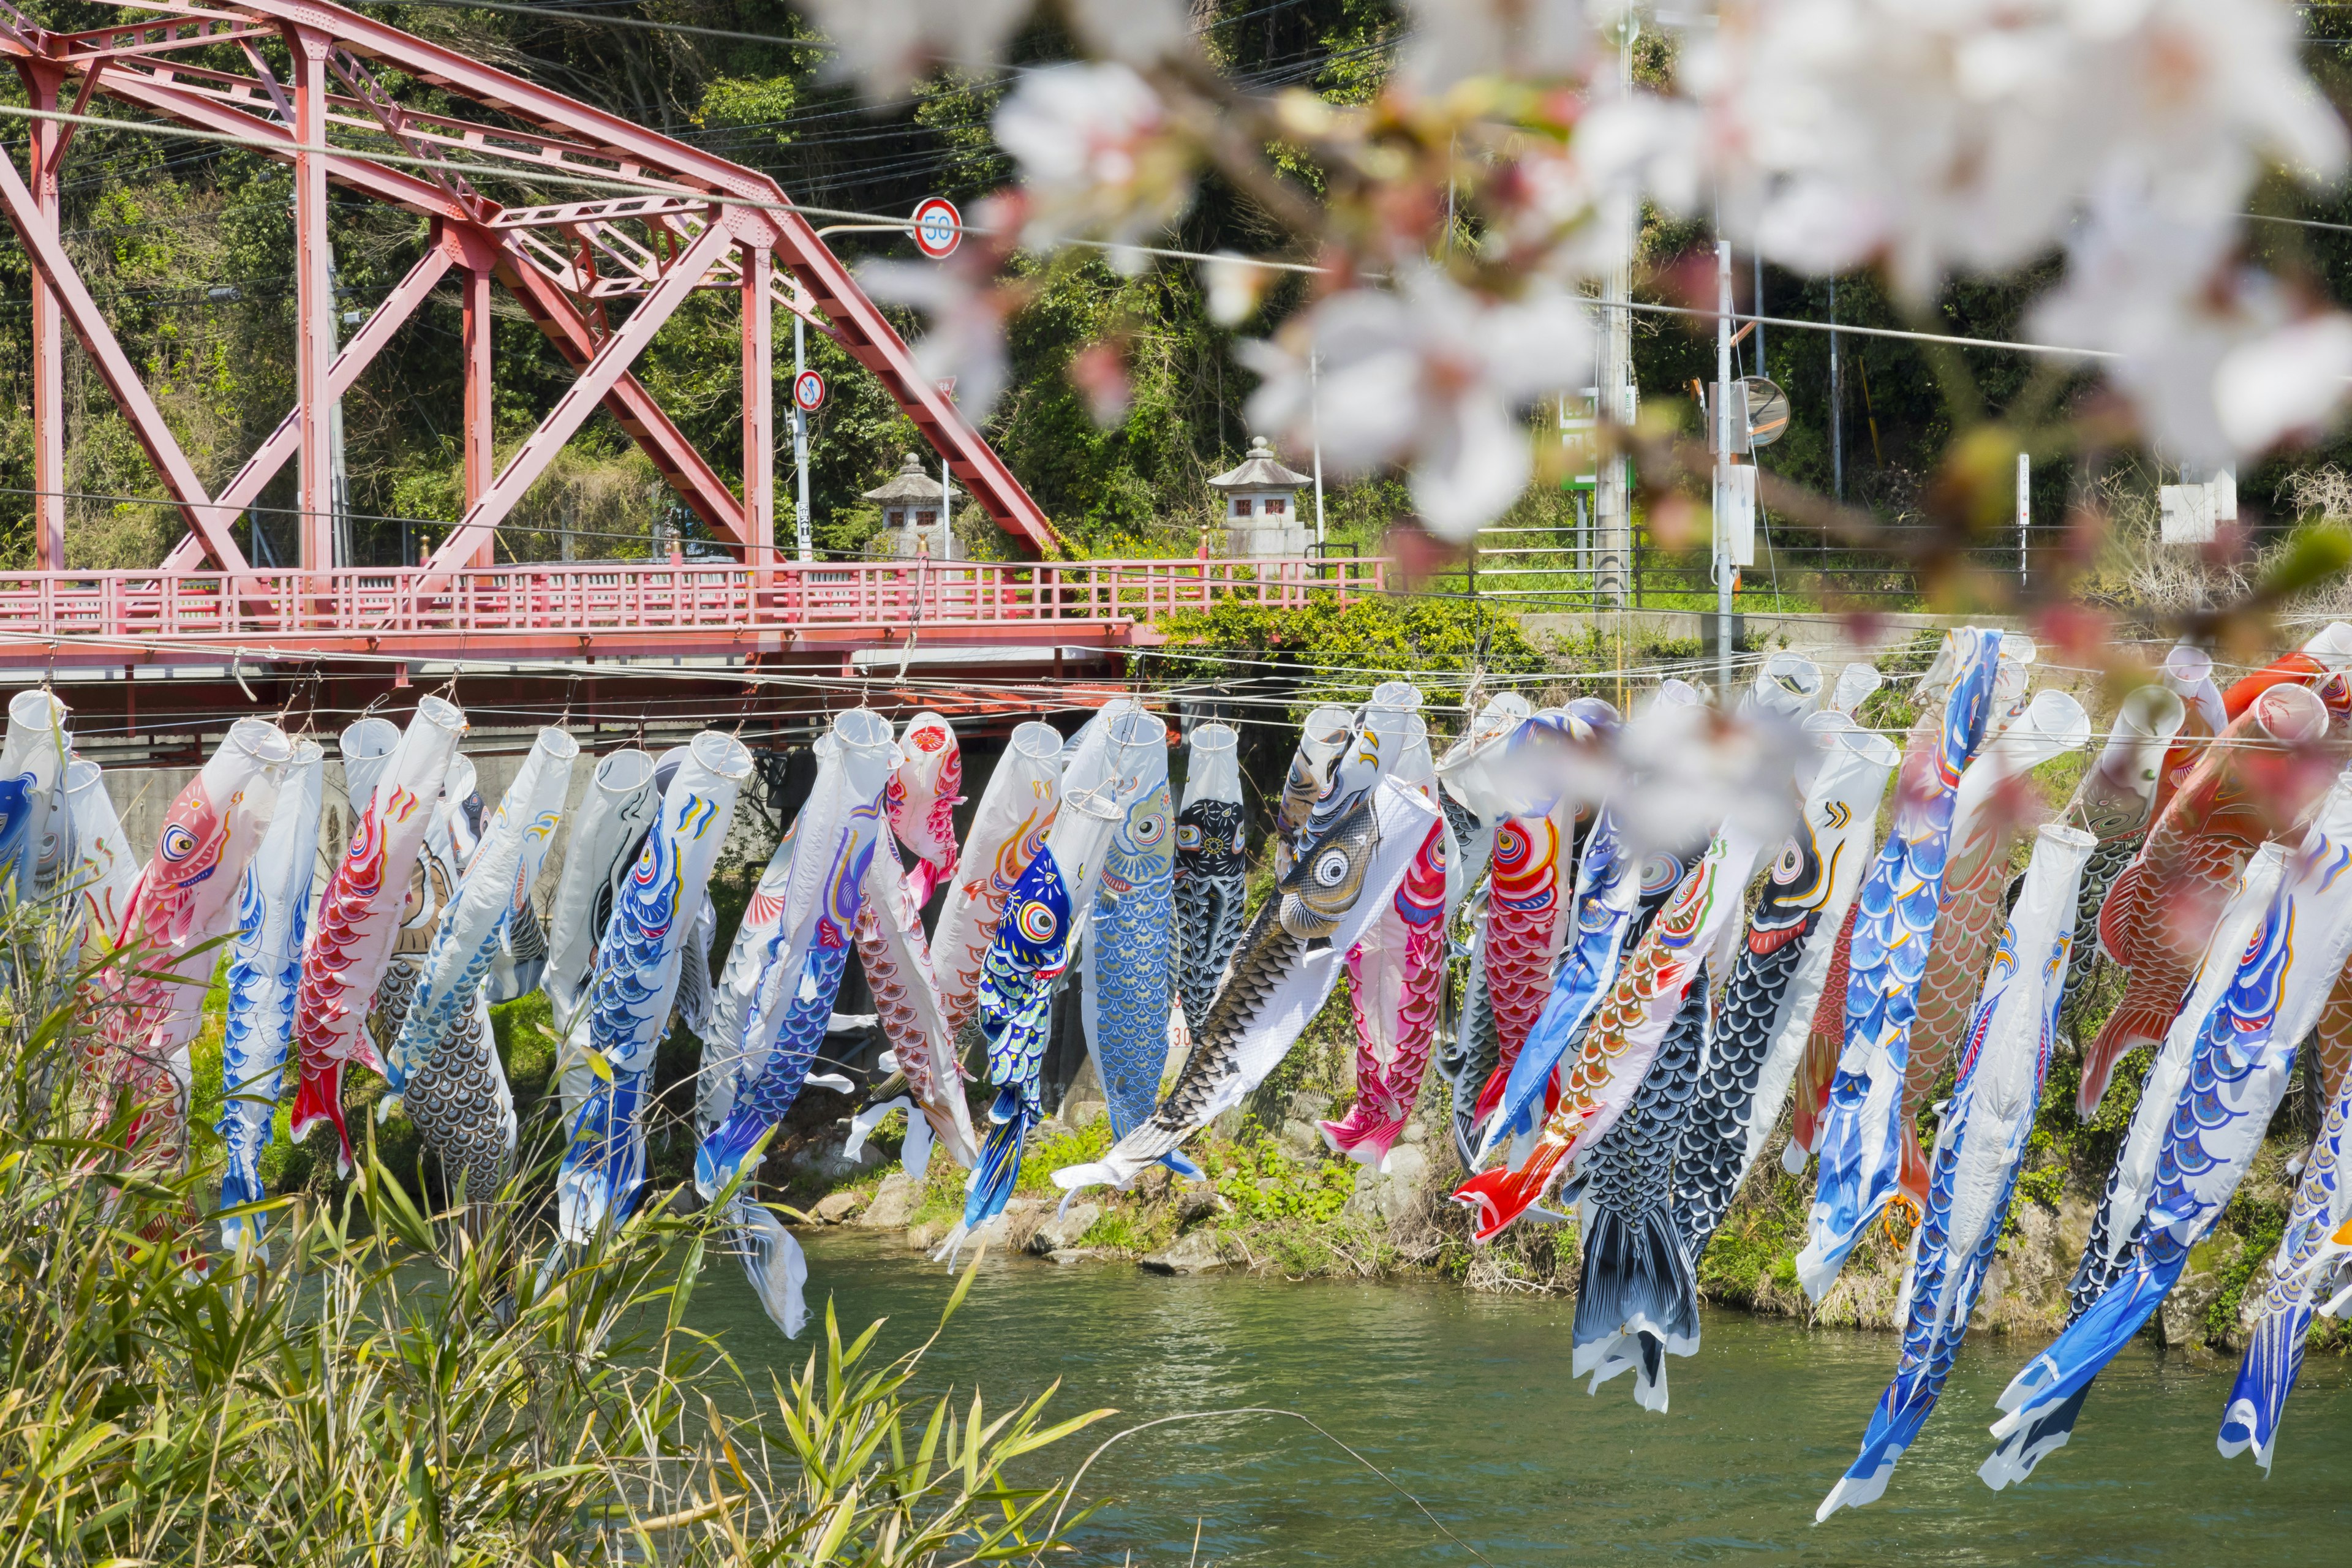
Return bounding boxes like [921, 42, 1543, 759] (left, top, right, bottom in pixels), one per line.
[1469, 1061, 1512, 1129]
[288, 1063, 352, 1175]
[1452, 1144, 1569, 1244]
[1570, 1204, 1700, 1414]
[216, 1159, 268, 1254]
[2217, 1303, 2314, 1473]
[936, 1102, 1034, 1265]
[1896, 1120, 1933, 1219]
[1982, 1250, 2184, 1488]
[2077, 995, 2179, 1119]
[726, 1194, 810, 1340]
[1817, 1357, 1945, 1520]
[1786, 1020, 1844, 1169]
[1320, 1099, 1409, 1169]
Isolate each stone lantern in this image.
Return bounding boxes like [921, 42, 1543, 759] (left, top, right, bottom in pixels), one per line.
[862, 452, 960, 558]
[1207, 435, 1310, 557]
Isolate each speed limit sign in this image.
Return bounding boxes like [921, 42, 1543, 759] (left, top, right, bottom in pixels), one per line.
[911, 196, 962, 260]
[791, 369, 827, 413]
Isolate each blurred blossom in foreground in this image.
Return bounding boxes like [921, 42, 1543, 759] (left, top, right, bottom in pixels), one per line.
[1063, 0, 1193, 66]
[1679, 0, 2345, 301]
[2032, 187, 2352, 465]
[1240, 268, 1593, 541]
[1396, 0, 1599, 94]
[1608, 697, 1805, 862]
[798, 0, 1031, 100]
[994, 62, 1196, 270]
[1200, 251, 1272, 326]
[859, 255, 1017, 418]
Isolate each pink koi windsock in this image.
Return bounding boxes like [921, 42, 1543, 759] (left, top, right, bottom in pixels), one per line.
[290, 698, 466, 1170]
[886, 710, 963, 908]
[94, 717, 292, 1154]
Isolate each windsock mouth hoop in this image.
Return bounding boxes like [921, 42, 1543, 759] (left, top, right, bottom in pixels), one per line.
[2164, 642, 2215, 687]
[1009, 720, 1064, 761]
[2252, 680, 2329, 744]
[1188, 721, 1238, 755]
[412, 694, 466, 735]
[1365, 680, 1423, 714]
[834, 707, 895, 752]
[7, 689, 67, 732]
[227, 715, 295, 766]
[535, 726, 582, 761]
[2036, 822, 2098, 853]
[288, 737, 326, 766]
[1061, 782, 1125, 821]
[64, 756, 102, 791]
[690, 728, 756, 781]
[2116, 682, 2187, 737]
[339, 714, 400, 762]
[593, 747, 655, 791]
[1302, 705, 1353, 745]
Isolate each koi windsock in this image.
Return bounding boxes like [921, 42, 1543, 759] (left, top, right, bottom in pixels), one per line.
[886, 709, 963, 908]
[290, 701, 464, 1169]
[2081, 680, 2331, 1116]
[1450, 815, 1768, 1243]
[692, 714, 891, 1336]
[1174, 722, 1247, 1028]
[1681, 714, 1898, 1261]
[1055, 742, 1436, 1197]
[933, 720, 1063, 1038]
[1431, 696, 1537, 1166]
[557, 730, 750, 1245]
[1988, 772, 2352, 1488]
[217, 739, 323, 1250]
[1083, 714, 1183, 1155]
[0, 689, 73, 902]
[366, 755, 472, 1091]
[2055, 684, 2187, 1005]
[1796, 627, 2002, 1300]
[1326, 713, 1458, 1169]
[63, 759, 140, 945]
[1790, 705, 1942, 1163]
[850, 829, 982, 1174]
[1274, 704, 1357, 877]
[543, 748, 658, 1034]
[1477, 706, 1631, 1163]
[98, 717, 292, 1156]
[956, 704, 1191, 1253]
[388, 728, 576, 1215]
[2222, 971, 2352, 1471]
[1899, 690, 2090, 1204]
[1817, 824, 2092, 1518]
[1573, 977, 1709, 1414]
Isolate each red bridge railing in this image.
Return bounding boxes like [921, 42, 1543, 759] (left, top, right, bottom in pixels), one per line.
[0, 556, 1388, 663]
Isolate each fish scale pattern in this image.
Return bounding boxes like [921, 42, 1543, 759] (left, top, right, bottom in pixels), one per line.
[1675, 910, 1811, 1258]
[1574, 978, 1709, 1409]
[1174, 797, 1247, 1024]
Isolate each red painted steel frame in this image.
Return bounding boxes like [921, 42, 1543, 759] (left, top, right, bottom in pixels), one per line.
[0, 0, 1063, 582]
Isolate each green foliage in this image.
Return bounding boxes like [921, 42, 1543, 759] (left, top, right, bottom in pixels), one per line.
[1147, 592, 1548, 719]
[2205, 1194, 2292, 1343]
[1201, 1134, 1356, 1225]
[0, 918, 1107, 1565]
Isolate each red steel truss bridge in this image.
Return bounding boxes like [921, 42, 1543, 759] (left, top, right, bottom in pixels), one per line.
[0, 0, 1372, 745]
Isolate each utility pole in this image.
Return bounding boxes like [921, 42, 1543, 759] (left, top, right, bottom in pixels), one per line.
[1828, 280, 1843, 503]
[1593, 14, 1640, 609]
[1714, 239, 1735, 701]
[2017, 451, 2030, 587]
[1310, 349, 1326, 549]
[794, 315, 813, 562]
[1752, 252, 1765, 377]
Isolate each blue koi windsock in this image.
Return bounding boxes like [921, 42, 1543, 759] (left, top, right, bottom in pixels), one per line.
[557, 731, 750, 1246]
[1817, 823, 2091, 1518]
[1797, 627, 2000, 1299]
[1989, 772, 2352, 1487]
[217, 740, 325, 1250]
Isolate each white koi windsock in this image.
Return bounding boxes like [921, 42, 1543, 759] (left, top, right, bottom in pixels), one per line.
[392, 728, 577, 1210]
[99, 717, 292, 1154]
[933, 720, 1063, 1036]
[64, 758, 139, 947]
[290, 697, 465, 1170]
[558, 730, 750, 1243]
[218, 739, 324, 1250]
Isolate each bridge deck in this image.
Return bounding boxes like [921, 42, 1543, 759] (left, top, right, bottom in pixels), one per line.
[0, 556, 1384, 669]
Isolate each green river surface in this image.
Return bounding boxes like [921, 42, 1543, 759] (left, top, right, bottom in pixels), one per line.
[695, 1232, 2352, 1566]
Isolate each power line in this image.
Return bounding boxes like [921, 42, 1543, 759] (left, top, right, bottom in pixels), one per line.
[352, 0, 834, 52]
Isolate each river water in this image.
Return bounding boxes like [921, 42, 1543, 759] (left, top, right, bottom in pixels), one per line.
[698, 1232, 2352, 1566]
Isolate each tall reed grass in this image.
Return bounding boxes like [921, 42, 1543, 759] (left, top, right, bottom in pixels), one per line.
[0, 910, 1106, 1566]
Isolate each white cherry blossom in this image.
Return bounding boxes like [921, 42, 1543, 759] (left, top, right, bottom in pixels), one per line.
[993, 62, 1196, 270]
[797, 0, 1034, 100]
[1240, 267, 1593, 540]
[1397, 0, 1602, 94]
[859, 257, 1016, 418]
